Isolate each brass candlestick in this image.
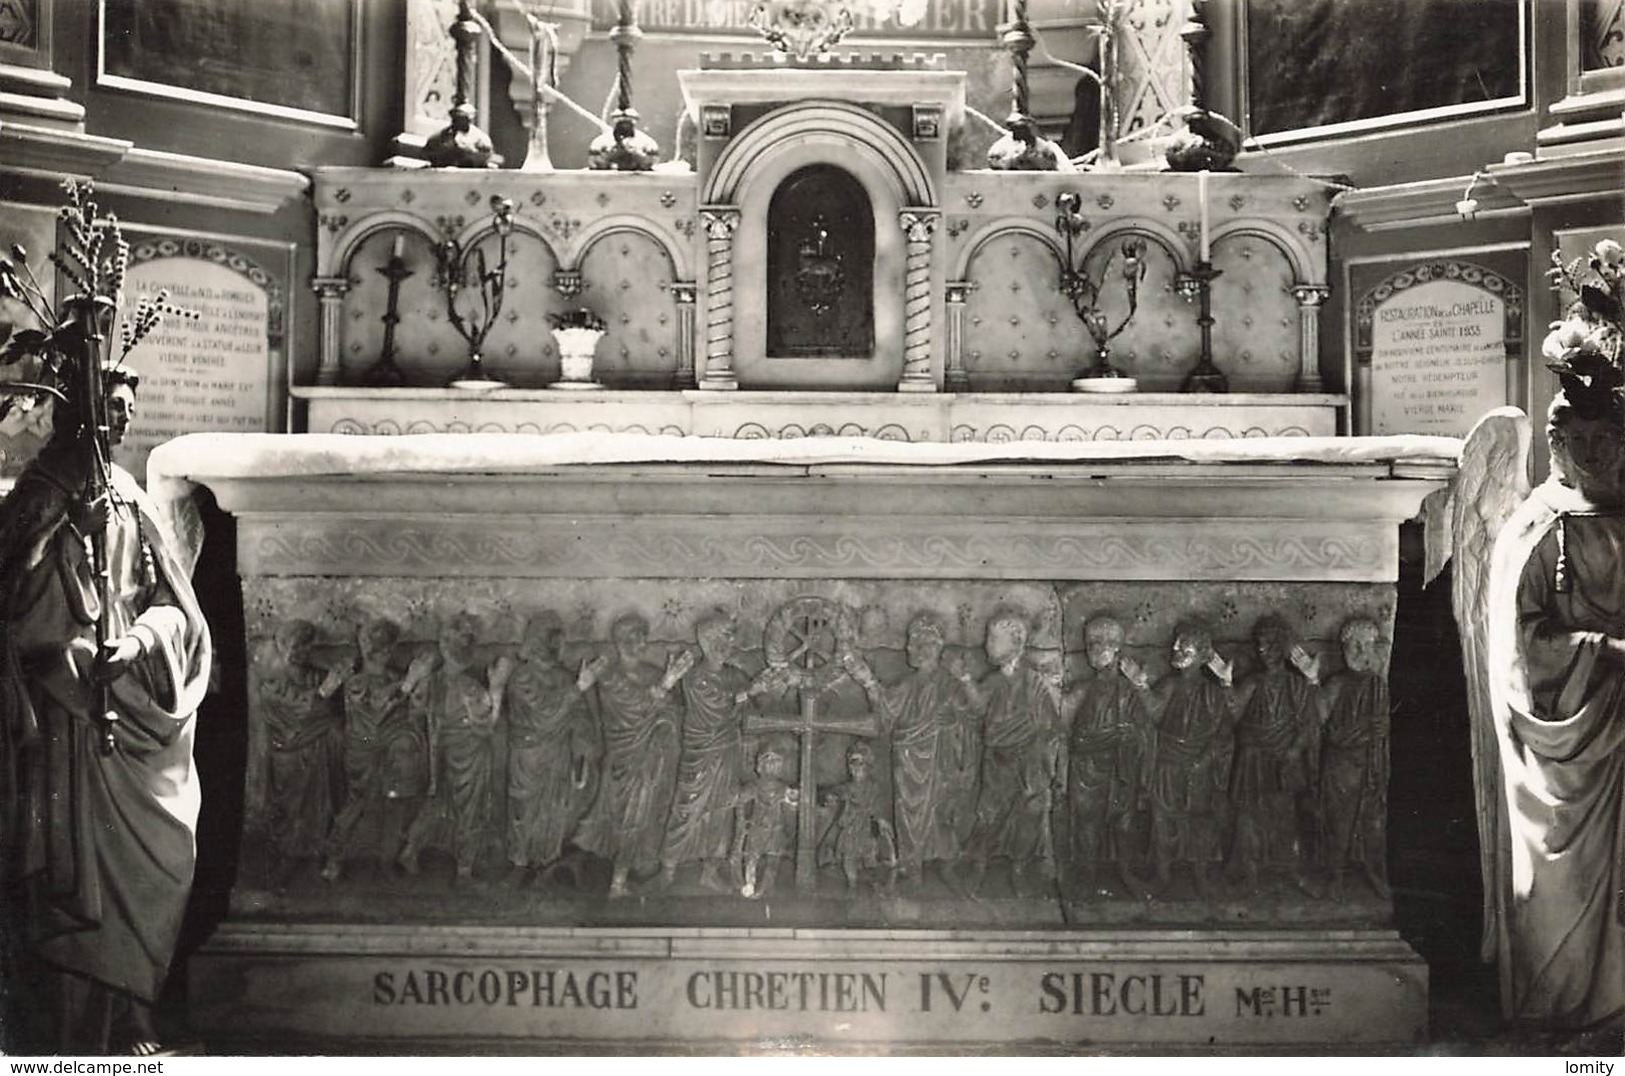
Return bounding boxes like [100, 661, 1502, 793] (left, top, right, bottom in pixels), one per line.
[1176, 262, 1227, 393]
[366, 236, 412, 387]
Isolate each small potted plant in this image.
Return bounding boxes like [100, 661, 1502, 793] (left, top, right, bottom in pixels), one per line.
[547, 306, 607, 388]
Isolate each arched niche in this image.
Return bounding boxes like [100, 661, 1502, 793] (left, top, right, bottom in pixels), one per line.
[766, 164, 876, 360]
[713, 101, 932, 390]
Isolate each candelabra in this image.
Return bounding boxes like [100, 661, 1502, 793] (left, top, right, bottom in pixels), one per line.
[435, 196, 515, 389]
[1055, 192, 1146, 390]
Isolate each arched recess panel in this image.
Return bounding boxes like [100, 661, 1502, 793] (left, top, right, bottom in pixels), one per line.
[1209, 232, 1299, 392]
[961, 232, 1074, 391]
[577, 230, 680, 388]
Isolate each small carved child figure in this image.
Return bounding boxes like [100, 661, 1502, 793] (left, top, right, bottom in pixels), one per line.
[820, 741, 899, 894]
[731, 740, 800, 899]
[1318, 618, 1390, 900]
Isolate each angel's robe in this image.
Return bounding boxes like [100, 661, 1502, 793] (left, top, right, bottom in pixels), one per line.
[1, 450, 211, 1006]
[1486, 478, 1625, 1031]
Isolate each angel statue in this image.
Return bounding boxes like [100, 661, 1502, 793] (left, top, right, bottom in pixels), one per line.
[1447, 235, 1624, 1042]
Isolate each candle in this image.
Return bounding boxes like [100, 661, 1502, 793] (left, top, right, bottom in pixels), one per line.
[1198, 170, 1210, 263]
[391, 233, 405, 261]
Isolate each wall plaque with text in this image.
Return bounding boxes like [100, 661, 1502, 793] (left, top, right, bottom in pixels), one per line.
[117, 231, 291, 479]
[1352, 253, 1525, 437]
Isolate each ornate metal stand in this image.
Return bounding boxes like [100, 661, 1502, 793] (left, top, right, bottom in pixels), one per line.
[434, 197, 515, 388]
[1055, 191, 1146, 388]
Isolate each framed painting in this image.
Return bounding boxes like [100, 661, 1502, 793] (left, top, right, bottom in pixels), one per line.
[1241, 0, 1528, 146]
[97, 0, 361, 129]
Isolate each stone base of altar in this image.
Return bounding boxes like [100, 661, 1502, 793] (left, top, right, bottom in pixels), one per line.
[189, 923, 1426, 1053]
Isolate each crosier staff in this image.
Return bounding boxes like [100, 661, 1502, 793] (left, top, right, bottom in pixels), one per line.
[66, 292, 121, 755]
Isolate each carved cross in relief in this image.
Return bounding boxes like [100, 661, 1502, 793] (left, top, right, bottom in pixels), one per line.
[742, 596, 880, 892]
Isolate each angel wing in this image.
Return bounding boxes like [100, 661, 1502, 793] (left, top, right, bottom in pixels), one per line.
[1445, 406, 1532, 965]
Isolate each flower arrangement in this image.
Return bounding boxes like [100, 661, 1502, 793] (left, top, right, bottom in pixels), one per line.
[547, 307, 607, 333]
[1542, 237, 1625, 419]
[0, 180, 195, 424]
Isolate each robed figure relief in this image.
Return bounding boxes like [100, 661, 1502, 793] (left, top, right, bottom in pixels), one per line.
[955, 612, 1063, 898]
[1227, 615, 1323, 894]
[257, 619, 343, 883]
[846, 613, 977, 888]
[1, 372, 211, 1053]
[573, 613, 682, 898]
[1318, 617, 1390, 901]
[656, 612, 746, 893]
[1146, 620, 1236, 899]
[498, 613, 599, 885]
[398, 613, 506, 882]
[1061, 615, 1154, 898]
[322, 616, 428, 882]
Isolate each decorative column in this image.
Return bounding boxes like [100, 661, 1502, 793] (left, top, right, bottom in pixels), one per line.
[670, 281, 698, 389]
[898, 210, 940, 392]
[944, 280, 975, 393]
[699, 208, 741, 391]
[312, 276, 353, 386]
[1290, 283, 1331, 393]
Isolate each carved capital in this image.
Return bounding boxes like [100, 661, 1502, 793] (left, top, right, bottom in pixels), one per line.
[553, 268, 584, 299]
[701, 104, 731, 139]
[945, 280, 976, 305]
[912, 104, 943, 141]
[1291, 283, 1332, 308]
[312, 276, 352, 300]
[701, 208, 740, 241]
[668, 281, 697, 304]
[899, 210, 938, 244]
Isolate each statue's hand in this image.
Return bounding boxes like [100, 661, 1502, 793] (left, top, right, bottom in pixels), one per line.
[95, 635, 144, 683]
[317, 667, 346, 699]
[577, 654, 608, 692]
[69, 492, 111, 535]
[1118, 656, 1150, 691]
[841, 649, 877, 689]
[1289, 645, 1320, 685]
[1205, 653, 1234, 687]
